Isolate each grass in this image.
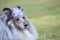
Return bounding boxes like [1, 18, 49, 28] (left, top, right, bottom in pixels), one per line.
[31, 15, 60, 40]
[0, 0, 60, 40]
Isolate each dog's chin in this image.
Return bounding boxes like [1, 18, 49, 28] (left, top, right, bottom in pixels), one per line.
[21, 29, 36, 40]
[15, 26, 25, 31]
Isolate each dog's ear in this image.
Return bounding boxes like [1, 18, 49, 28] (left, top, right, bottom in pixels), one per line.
[3, 7, 12, 16]
[17, 6, 21, 9]
[16, 6, 23, 11]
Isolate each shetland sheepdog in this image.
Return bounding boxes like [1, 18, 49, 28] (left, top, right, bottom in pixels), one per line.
[0, 6, 38, 40]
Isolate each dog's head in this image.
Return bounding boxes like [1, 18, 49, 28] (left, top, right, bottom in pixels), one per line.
[7, 6, 28, 31]
[2, 6, 29, 31]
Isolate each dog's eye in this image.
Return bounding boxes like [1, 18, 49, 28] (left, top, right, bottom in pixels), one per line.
[23, 16, 25, 19]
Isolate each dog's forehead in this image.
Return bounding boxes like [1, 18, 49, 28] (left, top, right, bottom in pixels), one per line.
[12, 7, 24, 17]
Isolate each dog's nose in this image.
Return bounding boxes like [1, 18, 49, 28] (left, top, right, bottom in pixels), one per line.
[24, 24, 27, 28]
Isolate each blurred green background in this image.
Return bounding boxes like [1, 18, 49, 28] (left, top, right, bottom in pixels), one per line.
[0, 0, 60, 40]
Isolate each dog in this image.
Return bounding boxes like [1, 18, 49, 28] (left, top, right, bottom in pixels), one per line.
[0, 6, 38, 40]
[10, 6, 38, 40]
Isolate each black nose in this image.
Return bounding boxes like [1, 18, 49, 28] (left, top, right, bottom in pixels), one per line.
[24, 24, 27, 27]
